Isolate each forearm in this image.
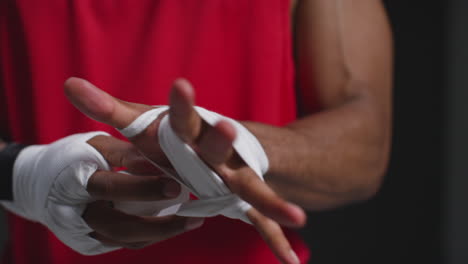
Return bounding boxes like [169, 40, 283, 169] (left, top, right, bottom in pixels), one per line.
[261, 0, 392, 210]
[244, 82, 390, 210]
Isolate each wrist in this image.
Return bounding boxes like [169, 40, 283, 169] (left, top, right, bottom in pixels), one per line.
[241, 122, 298, 178]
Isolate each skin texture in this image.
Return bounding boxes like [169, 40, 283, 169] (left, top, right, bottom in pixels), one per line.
[63, 1, 392, 263]
[257, 0, 393, 210]
[84, 135, 205, 249]
[3, 1, 392, 263]
[65, 78, 303, 264]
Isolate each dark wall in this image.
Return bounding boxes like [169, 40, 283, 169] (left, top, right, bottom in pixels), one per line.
[444, 0, 468, 264]
[299, 1, 446, 263]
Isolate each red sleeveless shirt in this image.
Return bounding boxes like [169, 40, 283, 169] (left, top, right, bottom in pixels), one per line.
[0, 0, 310, 263]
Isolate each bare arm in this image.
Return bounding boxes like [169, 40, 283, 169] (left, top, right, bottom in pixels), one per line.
[63, 3, 392, 259]
[245, 0, 393, 210]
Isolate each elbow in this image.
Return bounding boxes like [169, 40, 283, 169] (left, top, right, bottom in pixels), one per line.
[349, 144, 390, 202]
[348, 99, 392, 202]
[327, 132, 391, 204]
[352, 169, 386, 202]
[286, 153, 390, 211]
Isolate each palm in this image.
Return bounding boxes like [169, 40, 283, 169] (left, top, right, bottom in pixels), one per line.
[65, 77, 304, 264]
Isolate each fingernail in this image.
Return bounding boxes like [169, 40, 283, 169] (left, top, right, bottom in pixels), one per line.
[288, 203, 306, 227]
[289, 249, 300, 264]
[163, 181, 181, 198]
[185, 218, 204, 231]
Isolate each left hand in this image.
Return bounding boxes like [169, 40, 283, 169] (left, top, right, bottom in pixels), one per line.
[65, 77, 305, 264]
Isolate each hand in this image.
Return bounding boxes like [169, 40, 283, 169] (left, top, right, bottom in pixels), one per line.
[1, 132, 204, 255]
[84, 135, 204, 250]
[65, 77, 305, 263]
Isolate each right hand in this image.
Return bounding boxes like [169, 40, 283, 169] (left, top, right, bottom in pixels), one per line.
[64, 77, 304, 263]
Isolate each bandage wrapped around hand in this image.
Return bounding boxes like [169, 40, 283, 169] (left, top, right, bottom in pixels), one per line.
[117, 106, 269, 224]
[0, 132, 119, 255]
[0, 106, 268, 256]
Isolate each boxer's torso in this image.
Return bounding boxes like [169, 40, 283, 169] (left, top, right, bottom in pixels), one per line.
[0, 0, 310, 263]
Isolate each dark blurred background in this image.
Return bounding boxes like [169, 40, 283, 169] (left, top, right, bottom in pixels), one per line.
[299, 0, 468, 263]
[0, 1, 466, 264]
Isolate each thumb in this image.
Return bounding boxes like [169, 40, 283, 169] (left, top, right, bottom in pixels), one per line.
[64, 77, 153, 129]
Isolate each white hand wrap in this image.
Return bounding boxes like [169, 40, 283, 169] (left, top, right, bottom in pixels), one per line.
[0, 132, 118, 255]
[0, 106, 268, 256]
[117, 106, 269, 224]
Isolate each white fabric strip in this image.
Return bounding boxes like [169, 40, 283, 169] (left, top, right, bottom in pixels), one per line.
[117, 106, 269, 225]
[0, 106, 269, 256]
[0, 132, 119, 255]
[118, 107, 168, 138]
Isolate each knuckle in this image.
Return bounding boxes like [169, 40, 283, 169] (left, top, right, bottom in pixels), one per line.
[84, 203, 147, 243]
[218, 169, 238, 189]
[135, 178, 166, 199]
[102, 174, 114, 198]
[105, 149, 121, 167]
[233, 174, 254, 197]
[90, 173, 113, 198]
[157, 217, 186, 234]
[263, 223, 283, 244]
[82, 202, 106, 226]
[105, 223, 131, 241]
[266, 221, 282, 236]
[117, 146, 139, 168]
[248, 215, 262, 228]
[124, 152, 142, 168]
[118, 153, 127, 168]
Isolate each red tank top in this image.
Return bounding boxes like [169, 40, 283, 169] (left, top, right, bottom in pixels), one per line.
[0, 0, 310, 263]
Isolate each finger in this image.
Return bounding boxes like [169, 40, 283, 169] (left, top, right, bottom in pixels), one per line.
[247, 209, 300, 264]
[197, 120, 236, 166]
[196, 120, 306, 227]
[87, 171, 181, 200]
[87, 135, 160, 175]
[90, 231, 153, 249]
[84, 201, 205, 243]
[223, 167, 306, 228]
[64, 77, 153, 129]
[89, 231, 127, 247]
[169, 79, 202, 144]
[65, 77, 171, 166]
[196, 122, 306, 227]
